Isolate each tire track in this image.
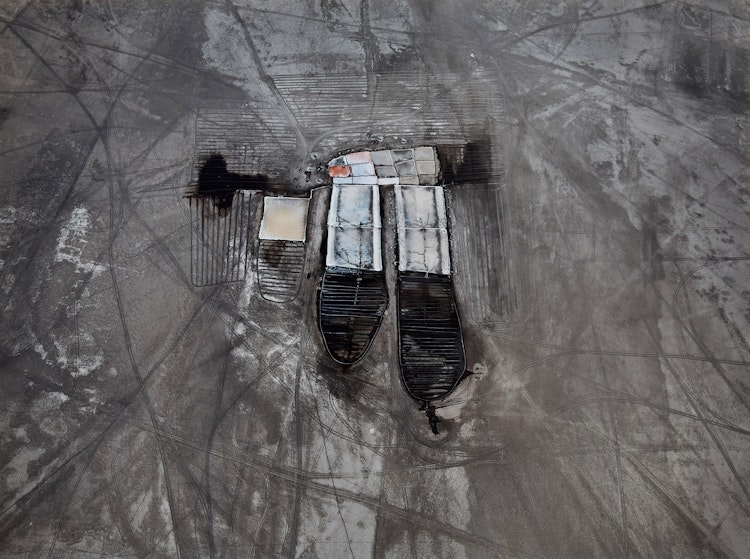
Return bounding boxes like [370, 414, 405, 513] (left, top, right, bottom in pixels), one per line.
[6, 18, 191, 556]
[83, 410, 543, 559]
[223, 0, 308, 160]
[670, 260, 750, 415]
[284, 334, 309, 559]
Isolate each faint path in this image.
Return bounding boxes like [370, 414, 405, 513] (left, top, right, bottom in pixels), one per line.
[3, 17, 190, 556]
[223, 0, 309, 164]
[284, 335, 309, 559]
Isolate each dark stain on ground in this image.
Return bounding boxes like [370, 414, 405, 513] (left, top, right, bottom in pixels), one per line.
[439, 134, 494, 184]
[420, 401, 441, 435]
[377, 44, 419, 72]
[675, 39, 708, 97]
[197, 154, 270, 209]
[642, 202, 667, 282]
[313, 355, 367, 405]
[672, 33, 748, 101]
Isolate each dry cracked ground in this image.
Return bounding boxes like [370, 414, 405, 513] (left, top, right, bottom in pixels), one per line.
[1, 0, 749, 558]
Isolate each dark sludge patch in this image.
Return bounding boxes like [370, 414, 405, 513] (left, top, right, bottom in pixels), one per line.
[420, 401, 441, 435]
[438, 133, 493, 184]
[674, 39, 708, 97]
[197, 154, 269, 209]
[313, 356, 368, 405]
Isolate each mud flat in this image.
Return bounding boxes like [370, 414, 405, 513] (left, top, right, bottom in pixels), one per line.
[0, 1, 748, 558]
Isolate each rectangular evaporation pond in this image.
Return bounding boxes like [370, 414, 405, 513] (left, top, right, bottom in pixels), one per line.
[326, 184, 382, 271]
[259, 197, 309, 241]
[395, 185, 450, 275]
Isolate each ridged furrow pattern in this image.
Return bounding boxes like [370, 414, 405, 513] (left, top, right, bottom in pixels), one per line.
[257, 240, 305, 302]
[189, 194, 251, 286]
[319, 268, 387, 364]
[398, 274, 465, 401]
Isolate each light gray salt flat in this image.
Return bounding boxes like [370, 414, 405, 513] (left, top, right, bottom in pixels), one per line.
[395, 185, 450, 275]
[326, 184, 382, 271]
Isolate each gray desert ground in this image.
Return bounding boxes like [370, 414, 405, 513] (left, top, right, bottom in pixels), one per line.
[1, 0, 749, 557]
